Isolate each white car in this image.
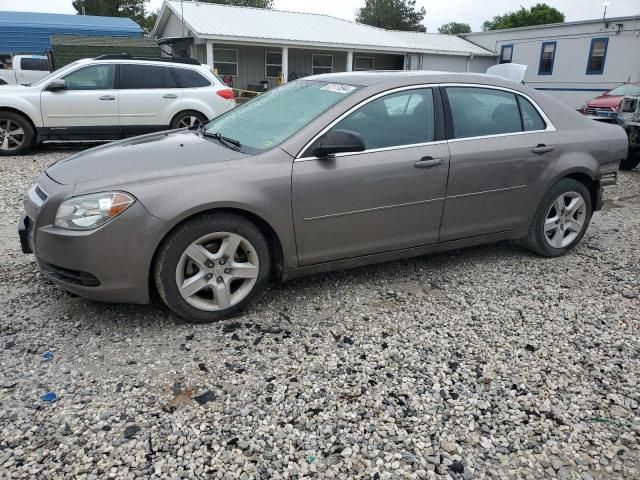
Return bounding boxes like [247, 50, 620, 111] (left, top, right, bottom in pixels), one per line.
[0, 55, 50, 86]
[0, 55, 236, 155]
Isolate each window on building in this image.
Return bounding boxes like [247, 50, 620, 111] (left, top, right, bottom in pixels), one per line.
[538, 42, 556, 75]
[61, 64, 116, 90]
[20, 57, 49, 71]
[265, 51, 282, 78]
[214, 48, 238, 76]
[586, 38, 608, 75]
[119, 64, 177, 89]
[499, 44, 513, 64]
[324, 88, 435, 150]
[312, 54, 333, 75]
[173, 67, 211, 88]
[354, 56, 375, 71]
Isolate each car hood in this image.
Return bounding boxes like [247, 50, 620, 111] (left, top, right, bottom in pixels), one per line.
[587, 95, 623, 109]
[46, 129, 248, 185]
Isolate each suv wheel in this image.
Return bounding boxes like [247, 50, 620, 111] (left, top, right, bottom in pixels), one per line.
[171, 111, 207, 129]
[154, 213, 271, 322]
[524, 178, 592, 257]
[620, 150, 640, 171]
[0, 112, 35, 156]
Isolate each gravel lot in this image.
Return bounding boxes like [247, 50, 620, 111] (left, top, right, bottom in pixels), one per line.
[1, 146, 639, 479]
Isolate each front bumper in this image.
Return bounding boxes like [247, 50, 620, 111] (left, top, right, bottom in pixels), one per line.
[20, 177, 167, 304]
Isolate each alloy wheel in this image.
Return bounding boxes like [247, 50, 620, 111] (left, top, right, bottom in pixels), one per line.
[177, 116, 203, 128]
[175, 232, 259, 311]
[0, 119, 25, 151]
[544, 191, 586, 248]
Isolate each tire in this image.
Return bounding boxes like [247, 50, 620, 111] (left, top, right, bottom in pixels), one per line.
[170, 110, 207, 130]
[524, 178, 592, 257]
[154, 213, 271, 322]
[0, 111, 35, 156]
[620, 151, 640, 171]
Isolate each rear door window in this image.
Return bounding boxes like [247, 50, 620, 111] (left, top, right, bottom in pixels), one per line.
[446, 87, 523, 138]
[119, 64, 178, 89]
[173, 68, 211, 88]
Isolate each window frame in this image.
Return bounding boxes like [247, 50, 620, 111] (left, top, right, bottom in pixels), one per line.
[297, 85, 445, 160]
[354, 56, 375, 71]
[213, 48, 239, 77]
[586, 37, 609, 75]
[499, 44, 513, 64]
[538, 41, 556, 76]
[265, 50, 283, 79]
[312, 54, 333, 76]
[441, 84, 554, 142]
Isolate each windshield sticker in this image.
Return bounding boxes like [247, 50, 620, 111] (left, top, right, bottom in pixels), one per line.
[321, 84, 357, 94]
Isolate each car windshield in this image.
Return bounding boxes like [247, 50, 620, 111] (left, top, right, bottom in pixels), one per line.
[607, 84, 640, 96]
[31, 61, 81, 87]
[202, 80, 360, 153]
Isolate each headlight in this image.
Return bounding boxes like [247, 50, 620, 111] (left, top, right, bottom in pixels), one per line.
[54, 192, 134, 230]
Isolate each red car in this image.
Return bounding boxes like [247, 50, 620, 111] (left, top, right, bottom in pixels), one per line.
[580, 83, 640, 118]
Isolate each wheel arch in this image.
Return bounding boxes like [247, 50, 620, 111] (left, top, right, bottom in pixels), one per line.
[0, 107, 38, 134]
[169, 109, 208, 128]
[563, 170, 599, 212]
[148, 206, 285, 299]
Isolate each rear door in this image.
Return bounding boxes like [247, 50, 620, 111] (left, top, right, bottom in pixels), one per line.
[40, 63, 118, 135]
[292, 87, 450, 266]
[117, 63, 183, 135]
[439, 85, 563, 241]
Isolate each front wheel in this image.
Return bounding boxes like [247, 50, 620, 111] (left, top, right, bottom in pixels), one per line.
[524, 179, 592, 257]
[154, 213, 271, 322]
[0, 111, 35, 156]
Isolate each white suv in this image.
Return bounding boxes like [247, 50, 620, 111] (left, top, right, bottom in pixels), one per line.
[0, 55, 236, 155]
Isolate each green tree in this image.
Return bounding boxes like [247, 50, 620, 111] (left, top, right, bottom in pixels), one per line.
[72, 0, 149, 27]
[438, 22, 471, 35]
[356, 0, 426, 32]
[482, 3, 564, 31]
[197, 0, 273, 7]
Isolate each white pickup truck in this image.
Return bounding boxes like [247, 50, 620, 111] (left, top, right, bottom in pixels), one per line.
[0, 55, 50, 86]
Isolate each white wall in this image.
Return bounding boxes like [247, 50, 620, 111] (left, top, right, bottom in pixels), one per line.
[464, 17, 640, 108]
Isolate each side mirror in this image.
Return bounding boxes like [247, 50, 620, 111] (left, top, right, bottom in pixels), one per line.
[311, 129, 365, 158]
[46, 79, 66, 92]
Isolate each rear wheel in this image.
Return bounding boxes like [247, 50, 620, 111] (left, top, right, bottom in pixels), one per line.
[0, 111, 35, 156]
[170, 110, 207, 130]
[524, 179, 592, 257]
[154, 213, 271, 322]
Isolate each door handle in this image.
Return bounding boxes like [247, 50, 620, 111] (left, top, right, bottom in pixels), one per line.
[532, 144, 555, 155]
[99, 95, 115, 101]
[163, 94, 178, 99]
[414, 157, 444, 169]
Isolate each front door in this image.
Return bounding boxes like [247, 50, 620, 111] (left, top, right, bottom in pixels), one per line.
[440, 86, 563, 241]
[292, 87, 450, 266]
[40, 64, 118, 133]
[117, 63, 183, 135]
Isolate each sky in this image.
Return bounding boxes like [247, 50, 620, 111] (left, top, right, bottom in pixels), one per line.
[1, 0, 639, 32]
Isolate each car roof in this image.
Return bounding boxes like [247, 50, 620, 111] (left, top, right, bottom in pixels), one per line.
[76, 57, 203, 69]
[307, 70, 525, 89]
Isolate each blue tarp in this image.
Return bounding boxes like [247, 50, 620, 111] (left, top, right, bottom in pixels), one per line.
[0, 11, 142, 54]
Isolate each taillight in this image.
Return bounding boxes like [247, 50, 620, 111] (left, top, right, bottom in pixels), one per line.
[216, 88, 235, 100]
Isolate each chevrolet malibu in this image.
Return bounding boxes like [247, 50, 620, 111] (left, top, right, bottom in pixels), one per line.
[19, 72, 628, 322]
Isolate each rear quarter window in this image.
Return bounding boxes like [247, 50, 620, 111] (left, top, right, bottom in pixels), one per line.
[173, 68, 212, 88]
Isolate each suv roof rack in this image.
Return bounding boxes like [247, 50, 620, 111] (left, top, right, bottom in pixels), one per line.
[93, 54, 200, 65]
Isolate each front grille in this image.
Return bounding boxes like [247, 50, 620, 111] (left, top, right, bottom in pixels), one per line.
[35, 185, 48, 202]
[585, 106, 616, 117]
[41, 262, 100, 287]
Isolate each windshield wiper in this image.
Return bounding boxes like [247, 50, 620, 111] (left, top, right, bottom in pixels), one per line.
[200, 130, 242, 150]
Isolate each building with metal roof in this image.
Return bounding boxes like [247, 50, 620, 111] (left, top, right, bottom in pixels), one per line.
[152, 0, 496, 91]
[0, 11, 142, 55]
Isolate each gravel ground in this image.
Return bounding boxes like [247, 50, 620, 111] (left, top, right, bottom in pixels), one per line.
[0, 146, 639, 479]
